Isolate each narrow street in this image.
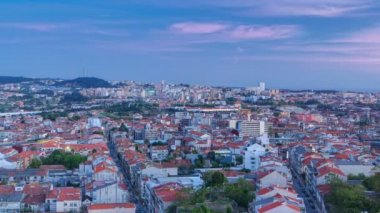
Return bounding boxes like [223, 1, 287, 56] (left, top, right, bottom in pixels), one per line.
[290, 168, 321, 213]
[107, 131, 147, 213]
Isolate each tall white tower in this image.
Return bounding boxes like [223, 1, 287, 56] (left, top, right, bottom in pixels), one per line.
[259, 82, 265, 92]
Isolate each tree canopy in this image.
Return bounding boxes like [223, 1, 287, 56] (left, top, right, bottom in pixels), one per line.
[363, 174, 380, 192]
[169, 172, 255, 212]
[30, 150, 87, 170]
[203, 171, 226, 187]
[325, 178, 380, 213]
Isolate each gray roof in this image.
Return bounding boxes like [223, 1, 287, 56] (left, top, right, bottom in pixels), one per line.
[254, 197, 275, 207]
[335, 160, 362, 166]
[0, 169, 46, 177]
[0, 192, 23, 202]
[293, 146, 307, 156]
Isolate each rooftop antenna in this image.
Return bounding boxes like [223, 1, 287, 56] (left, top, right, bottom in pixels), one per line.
[82, 61, 87, 77]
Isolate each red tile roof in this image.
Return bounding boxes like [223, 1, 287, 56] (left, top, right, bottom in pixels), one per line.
[258, 201, 301, 213]
[153, 182, 183, 203]
[88, 203, 136, 210]
[318, 166, 345, 177]
[0, 185, 15, 194]
[47, 187, 81, 201]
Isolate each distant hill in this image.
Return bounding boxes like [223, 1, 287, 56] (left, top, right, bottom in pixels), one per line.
[0, 76, 34, 84]
[55, 77, 111, 88]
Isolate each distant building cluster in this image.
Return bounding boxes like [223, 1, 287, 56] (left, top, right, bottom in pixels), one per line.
[0, 78, 379, 212]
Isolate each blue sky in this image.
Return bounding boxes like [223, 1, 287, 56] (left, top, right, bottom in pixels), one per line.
[1, 0, 380, 90]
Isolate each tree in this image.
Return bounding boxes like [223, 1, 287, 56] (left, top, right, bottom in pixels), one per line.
[207, 151, 215, 161]
[194, 155, 205, 168]
[226, 206, 233, 213]
[348, 173, 366, 180]
[325, 178, 380, 213]
[119, 123, 128, 132]
[225, 97, 237, 105]
[224, 178, 255, 208]
[191, 205, 211, 213]
[363, 174, 380, 192]
[203, 171, 226, 187]
[69, 115, 81, 121]
[40, 150, 86, 170]
[29, 158, 42, 168]
[60, 92, 89, 104]
[169, 174, 254, 212]
[235, 156, 243, 165]
[40, 111, 68, 121]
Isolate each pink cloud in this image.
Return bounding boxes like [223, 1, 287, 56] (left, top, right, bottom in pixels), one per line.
[335, 26, 380, 43]
[170, 22, 229, 34]
[235, 55, 380, 65]
[253, 4, 368, 17]
[0, 22, 66, 32]
[229, 25, 299, 40]
[169, 22, 300, 41]
[235, 0, 375, 17]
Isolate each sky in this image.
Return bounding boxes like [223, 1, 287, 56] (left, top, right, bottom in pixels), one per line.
[1, 0, 380, 91]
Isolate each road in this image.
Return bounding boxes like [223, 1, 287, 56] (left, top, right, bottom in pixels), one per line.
[107, 132, 147, 213]
[290, 167, 324, 213]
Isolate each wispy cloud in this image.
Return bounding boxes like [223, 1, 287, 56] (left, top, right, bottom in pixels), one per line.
[170, 22, 229, 34]
[0, 22, 67, 32]
[169, 22, 300, 41]
[229, 25, 299, 40]
[239, 24, 380, 66]
[80, 28, 129, 37]
[236, 55, 380, 65]
[334, 25, 380, 43]
[236, 0, 377, 17]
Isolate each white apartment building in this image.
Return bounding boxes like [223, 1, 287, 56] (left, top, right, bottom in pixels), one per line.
[244, 143, 266, 171]
[238, 120, 268, 137]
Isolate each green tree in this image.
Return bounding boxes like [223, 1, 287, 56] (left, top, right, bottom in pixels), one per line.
[226, 206, 232, 213]
[224, 178, 255, 208]
[207, 151, 215, 161]
[119, 123, 128, 132]
[203, 171, 226, 187]
[60, 92, 88, 104]
[348, 173, 366, 180]
[363, 174, 380, 192]
[41, 150, 86, 170]
[29, 158, 42, 168]
[235, 156, 243, 165]
[192, 205, 210, 213]
[69, 115, 81, 121]
[194, 155, 205, 168]
[325, 178, 380, 213]
[225, 97, 237, 105]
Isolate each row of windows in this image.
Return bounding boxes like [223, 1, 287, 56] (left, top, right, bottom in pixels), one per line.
[63, 202, 78, 207]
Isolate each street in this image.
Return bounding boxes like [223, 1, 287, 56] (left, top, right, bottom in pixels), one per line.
[291, 168, 321, 213]
[107, 132, 148, 213]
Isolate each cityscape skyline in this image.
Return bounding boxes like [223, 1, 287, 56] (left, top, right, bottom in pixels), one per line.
[1, 1, 380, 213]
[1, 0, 380, 90]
